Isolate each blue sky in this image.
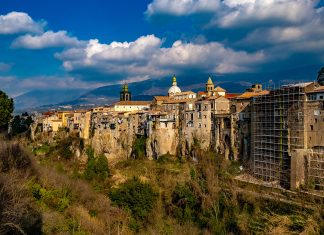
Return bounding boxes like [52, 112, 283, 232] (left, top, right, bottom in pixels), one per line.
[1, 0, 324, 97]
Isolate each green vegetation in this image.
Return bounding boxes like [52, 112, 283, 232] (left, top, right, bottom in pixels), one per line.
[1, 132, 323, 235]
[0, 90, 14, 129]
[33, 144, 51, 156]
[109, 177, 158, 231]
[29, 182, 72, 212]
[131, 136, 146, 159]
[10, 112, 34, 136]
[169, 183, 200, 224]
[84, 147, 109, 181]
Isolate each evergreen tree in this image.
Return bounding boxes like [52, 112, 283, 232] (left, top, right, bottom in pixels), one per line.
[0, 90, 14, 129]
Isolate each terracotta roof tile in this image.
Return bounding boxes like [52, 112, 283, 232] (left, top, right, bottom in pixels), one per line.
[154, 96, 170, 101]
[235, 90, 269, 99]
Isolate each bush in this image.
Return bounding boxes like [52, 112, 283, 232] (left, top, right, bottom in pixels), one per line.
[84, 148, 109, 181]
[57, 137, 74, 159]
[0, 142, 34, 173]
[109, 177, 158, 221]
[169, 183, 200, 224]
[131, 136, 146, 159]
[29, 182, 71, 212]
[0, 175, 42, 235]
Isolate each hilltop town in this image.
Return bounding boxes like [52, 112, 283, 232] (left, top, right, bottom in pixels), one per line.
[36, 70, 324, 192]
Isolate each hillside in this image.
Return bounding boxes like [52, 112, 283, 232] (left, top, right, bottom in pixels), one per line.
[1, 132, 323, 234]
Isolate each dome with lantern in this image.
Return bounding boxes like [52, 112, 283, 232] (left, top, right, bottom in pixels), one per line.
[168, 75, 181, 96]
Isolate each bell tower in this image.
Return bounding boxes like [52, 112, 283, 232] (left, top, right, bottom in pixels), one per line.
[206, 76, 214, 95]
[120, 83, 131, 101]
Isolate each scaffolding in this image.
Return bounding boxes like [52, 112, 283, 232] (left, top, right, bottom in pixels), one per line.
[251, 84, 307, 189]
[307, 149, 324, 190]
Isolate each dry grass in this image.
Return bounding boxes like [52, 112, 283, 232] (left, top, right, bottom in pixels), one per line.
[0, 142, 42, 235]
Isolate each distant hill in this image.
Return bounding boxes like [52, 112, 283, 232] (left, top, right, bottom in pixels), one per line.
[14, 89, 88, 112]
[26, 64, 321, 111]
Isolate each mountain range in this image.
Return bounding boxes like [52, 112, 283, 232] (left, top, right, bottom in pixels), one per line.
[14, 64, 321, 112]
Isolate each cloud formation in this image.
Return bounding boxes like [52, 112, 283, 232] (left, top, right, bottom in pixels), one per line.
[0, 12, 45, 34]
[2, 0, 324, 98]
[146, 0, 318, 27]
[56, 34, 266, 83]
[216, 0, 316, 28]
[146, 0, 220, 16]
[145, 0, 324, 63]
[12, 30, 83, 49]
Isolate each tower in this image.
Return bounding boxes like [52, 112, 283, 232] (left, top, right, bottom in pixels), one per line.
[206, 76, 214, 95]
[120, 83, 131, 101]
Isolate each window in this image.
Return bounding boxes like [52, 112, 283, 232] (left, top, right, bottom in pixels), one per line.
[320, 95, 324, 100]
[198, 123, 202, 128]
[310, 125, 313, 131]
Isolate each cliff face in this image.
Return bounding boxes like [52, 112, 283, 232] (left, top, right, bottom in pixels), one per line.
[90, 120, 234, 161]
[89, 114, 235, 161]
[91, 122, 134, 162]
[146, 127, 179, 159]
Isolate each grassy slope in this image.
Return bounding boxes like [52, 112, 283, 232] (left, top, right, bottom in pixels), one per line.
[2, 133, 323, 235]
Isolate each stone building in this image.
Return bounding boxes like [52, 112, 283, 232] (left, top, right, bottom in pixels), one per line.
[250, 82, 324, 190]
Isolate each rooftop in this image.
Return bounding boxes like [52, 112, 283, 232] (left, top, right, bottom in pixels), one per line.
[307, 85, 324, 93]
[214, 86, 226, 92]
[235, 90, 269, 99]
[114, 101, 151, 106]
[154, 96, 170, 101]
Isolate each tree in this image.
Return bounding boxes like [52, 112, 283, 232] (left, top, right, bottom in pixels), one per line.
[318, 67, 324, 85]
[109, 177, 158, 220]
[84, 147, 109, 181]
[0, 90, 14, 129]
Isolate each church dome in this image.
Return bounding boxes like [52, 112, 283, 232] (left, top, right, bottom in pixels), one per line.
[168, 75, 181, 96]
[168, 85, 181, 95]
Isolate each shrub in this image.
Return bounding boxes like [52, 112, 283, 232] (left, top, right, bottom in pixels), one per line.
[169, 183, 200, 224]
[131, 136, 146, 159]
[95, 154, 109, 180]
[109, 177, 158, 221]
[57, 137, 74, 159]
[29, 182, 71, 212]
[0, 175, 42, 235]
[0, 142, 34, 173]
[84, 148, 109, 181]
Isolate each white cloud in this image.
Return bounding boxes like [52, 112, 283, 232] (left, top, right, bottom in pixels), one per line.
[217, 0, 316, 28]
[156, 40, 265, 73]
[0, 11, 45, 34]
[145, 0, 324, 62]
[240, 6, 324, 50]
[146, 0, 220, 16]
[12, 30, 83, 49]
[146, 0, 318, 28]
[56, 34, 266, 84]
